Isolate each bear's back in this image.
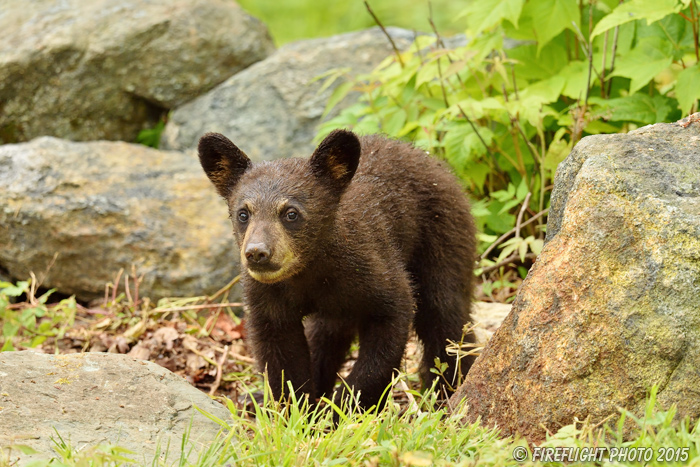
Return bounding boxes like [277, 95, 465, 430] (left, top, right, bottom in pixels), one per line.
[338, 134, 474, 265]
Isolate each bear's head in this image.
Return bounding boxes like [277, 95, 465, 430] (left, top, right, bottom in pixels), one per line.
[198, 130, 361, 284]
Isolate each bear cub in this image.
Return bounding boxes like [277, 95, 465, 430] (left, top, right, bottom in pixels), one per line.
[198, 129, 476, 411]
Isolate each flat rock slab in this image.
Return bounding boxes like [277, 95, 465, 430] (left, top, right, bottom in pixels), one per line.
[450, 118, 700, 443]
[161, 27, 415, 161]
[0, 351, 231, 463]
[0, 137, 238, 301]
[0, 0, 274, 143]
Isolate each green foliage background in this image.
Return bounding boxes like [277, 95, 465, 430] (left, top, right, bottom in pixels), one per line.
[236, 0, 464, 45]
[317, 0, 700, 284]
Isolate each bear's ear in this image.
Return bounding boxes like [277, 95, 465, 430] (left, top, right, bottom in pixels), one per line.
[309, 129, 361, 190]
[198, 132, 251, 198]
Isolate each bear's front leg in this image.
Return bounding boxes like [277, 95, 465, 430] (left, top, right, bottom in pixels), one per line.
[335, 304, 412, 412]
[246, 310, 314, 403]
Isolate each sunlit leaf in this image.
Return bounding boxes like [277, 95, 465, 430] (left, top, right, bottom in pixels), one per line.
[1, 281, 29, 297]
[462, 0, 525, 34]
[676, 63, 700, 115]
[521, 0, 580, 52]
[322, 81, 354, 118]
[591, 0, 683, 38]
[592, 94, 658, 124]
[609, 37, 673, 93]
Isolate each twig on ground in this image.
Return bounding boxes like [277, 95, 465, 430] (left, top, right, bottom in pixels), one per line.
[211, 343, 255, 364]
[229, 349, 255, 364]
[130, 264, 144, 309]
[124, 273, 132, 305]
[34, 252, 58, 295]
[397, 379, 422, 415]
[183, 339, 219, 367]
[111, 268, 124, 305]
[152, 302, 243, 313]
[206, 275, 241, 303]
[209, 344, 229, 396]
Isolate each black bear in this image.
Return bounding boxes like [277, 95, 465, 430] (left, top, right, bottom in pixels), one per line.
[198, 129, 476, 411]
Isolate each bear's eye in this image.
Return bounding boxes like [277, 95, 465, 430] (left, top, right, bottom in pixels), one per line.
[284, 208, 299, 222]
[238, 210, 249, 223]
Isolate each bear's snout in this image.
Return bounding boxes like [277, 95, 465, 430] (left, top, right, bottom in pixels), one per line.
[245, 242, 272, 265]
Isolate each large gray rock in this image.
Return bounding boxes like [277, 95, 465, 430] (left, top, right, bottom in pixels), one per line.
[0, 0, 274, 144]
[161, 27, 415, 160]
[0, 351, 230, 463]
[0, 137, 237, 302]
[450, 117, 700, 443]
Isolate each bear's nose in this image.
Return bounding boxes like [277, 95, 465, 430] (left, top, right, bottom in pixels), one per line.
[245, 243, 271, 264]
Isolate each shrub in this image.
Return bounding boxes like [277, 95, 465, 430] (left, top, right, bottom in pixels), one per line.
[318, 0, 700, 297]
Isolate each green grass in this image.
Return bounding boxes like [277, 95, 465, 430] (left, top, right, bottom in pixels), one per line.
[235, 0, 465, 46]
[3, 384, 699, 467]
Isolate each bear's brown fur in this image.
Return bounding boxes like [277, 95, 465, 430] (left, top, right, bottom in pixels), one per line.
[198, 129, 476, 411]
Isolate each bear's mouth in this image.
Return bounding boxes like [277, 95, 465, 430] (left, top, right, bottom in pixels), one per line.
[246, 262, 280, 273]
[242, 246, 300, 284]
[247, 265, 288, 283]
[246, 257, 300, 284]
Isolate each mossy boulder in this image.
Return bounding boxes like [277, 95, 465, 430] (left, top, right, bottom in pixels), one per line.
[0, 137, 237, 301]
[450, 117, 700, 443]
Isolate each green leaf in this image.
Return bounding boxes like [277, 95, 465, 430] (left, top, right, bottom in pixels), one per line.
[609, 37, 673, 93]
[513, 77, 565, 129]
[518, 76, 566, 105]
[135, 120, 165, 149]
[676, 64, 700, 115]
[594, 94, 659, 124]
[415, 59, 440, 89]
[584, 119, 623, 134]
[453, 98, 505, 120]
[3, 321, 19, 338]
[591, 0, 683, 38]
[521, 0, 580, 52]
[515, 178, 529, 201]
[7, 445, 38, 455]
[1, 339, 15, 352]
[508, 42, 569, 81]
[463, 0, 525, 34]
[1, 281, 28, 297]
[322, 81, 353, 118]
[19, 308, 38, 328]
[315, 69, 343, 94]
[530, 238, 544, 255]
[38, 288, 55, 305]
[381, 108, 407, 136]
[651, 94, 676, 122]
[559, 60, 590, 100]
[485, 208, 516, 234]
[544, 132, 572, 171]
[519, 238, 529, 262]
